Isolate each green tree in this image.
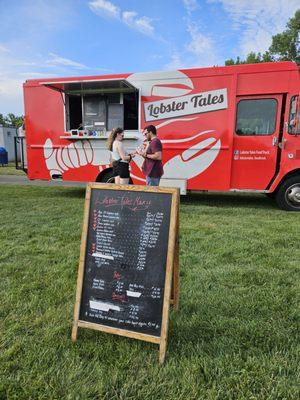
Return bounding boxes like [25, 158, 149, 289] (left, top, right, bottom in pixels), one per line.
[0, 113, 24, 128]
[269, 9, 300, 63]
[245, 51, 274, 63]
[225, 52, 273, 66]
[225, 9, 300, 65]
[0, 114, 6, 126]
[225, 56, 243, 66]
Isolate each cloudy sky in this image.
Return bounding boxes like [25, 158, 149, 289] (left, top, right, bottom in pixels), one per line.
[0, 0, 299, 115]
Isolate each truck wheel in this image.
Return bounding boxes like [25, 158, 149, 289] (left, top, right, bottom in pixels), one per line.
[97, 169, 115, 183]
[275, 176, 300, 211]
[96, 169, 133, 184]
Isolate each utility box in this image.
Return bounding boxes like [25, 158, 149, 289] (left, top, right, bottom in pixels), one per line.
[0, 147, 8, 166]
[0, 126, 19, 162]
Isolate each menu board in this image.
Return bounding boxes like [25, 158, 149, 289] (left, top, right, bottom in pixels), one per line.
[72, 184, 179, 363]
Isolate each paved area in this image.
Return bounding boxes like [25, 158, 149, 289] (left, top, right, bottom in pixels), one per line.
[0, 174, 87, 187]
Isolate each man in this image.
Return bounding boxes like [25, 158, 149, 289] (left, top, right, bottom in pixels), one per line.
[138, 125, 163, 186]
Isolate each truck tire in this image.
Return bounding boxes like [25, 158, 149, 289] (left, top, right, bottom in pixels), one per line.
[97, 169, 115, 183]
[96, 169, 133, 184]
[275, 176, 300, 211]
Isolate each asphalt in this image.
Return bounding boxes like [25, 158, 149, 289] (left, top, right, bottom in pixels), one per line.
[0, 174, 87, 187]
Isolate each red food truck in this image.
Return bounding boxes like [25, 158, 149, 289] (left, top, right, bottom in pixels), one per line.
[20, 61, 300, 210]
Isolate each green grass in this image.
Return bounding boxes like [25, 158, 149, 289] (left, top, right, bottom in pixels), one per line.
[0, 163, 26, 176]
[0, 185, 299, 400]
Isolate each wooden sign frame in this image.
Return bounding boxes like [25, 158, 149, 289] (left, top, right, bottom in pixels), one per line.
[72, 183, 179, 364]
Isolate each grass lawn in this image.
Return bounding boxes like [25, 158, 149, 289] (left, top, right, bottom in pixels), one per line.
[0, 185, 299, 399]
[0, 163, 26, 176]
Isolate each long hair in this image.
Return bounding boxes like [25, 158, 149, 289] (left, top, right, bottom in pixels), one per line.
[107, 127, 123, 151]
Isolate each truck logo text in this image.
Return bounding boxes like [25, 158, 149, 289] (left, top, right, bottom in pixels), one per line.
[144, 88, 228, 121]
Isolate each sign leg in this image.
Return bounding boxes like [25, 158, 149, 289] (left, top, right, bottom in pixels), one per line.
[173, 239, 180, 311]
[170, 273, 175, 306]
[71, 323, 78, 342]
[159, 258, 173, 364]
[159, 341, 167, 364]
[172, 198, 180, 310]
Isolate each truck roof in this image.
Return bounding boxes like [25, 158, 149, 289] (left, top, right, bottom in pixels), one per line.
[23, 61, 299, 87]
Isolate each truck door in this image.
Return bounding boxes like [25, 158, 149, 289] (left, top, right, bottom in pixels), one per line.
[230, 95, 283, 190]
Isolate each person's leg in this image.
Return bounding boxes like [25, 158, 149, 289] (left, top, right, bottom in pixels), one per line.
[119, 163, 129, 185]
[120, 178, 129, 185]
[113, 163, 120, 185]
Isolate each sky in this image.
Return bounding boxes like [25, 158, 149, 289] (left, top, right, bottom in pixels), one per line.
[0, 0, 299, 115]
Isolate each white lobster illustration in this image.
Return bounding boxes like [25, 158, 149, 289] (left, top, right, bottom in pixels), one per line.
[43, 138, 112, 178]
[43, 70, 221, 181]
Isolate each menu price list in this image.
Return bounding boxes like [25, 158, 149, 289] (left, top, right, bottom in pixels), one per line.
[79, 189, 172, 336]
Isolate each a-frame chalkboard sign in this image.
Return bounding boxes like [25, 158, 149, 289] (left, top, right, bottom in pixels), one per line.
[72, 183, 179, 364]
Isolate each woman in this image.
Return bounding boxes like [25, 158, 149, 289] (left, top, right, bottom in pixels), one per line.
[107, 127, 134, 185]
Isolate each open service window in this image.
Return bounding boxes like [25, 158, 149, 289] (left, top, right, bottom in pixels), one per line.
[43, 79, 139, 133]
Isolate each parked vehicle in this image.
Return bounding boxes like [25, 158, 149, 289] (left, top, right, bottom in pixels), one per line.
[20, 61, 300, 210]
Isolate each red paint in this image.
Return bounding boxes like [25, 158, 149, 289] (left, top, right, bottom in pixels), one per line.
[23, 62, 300, 195]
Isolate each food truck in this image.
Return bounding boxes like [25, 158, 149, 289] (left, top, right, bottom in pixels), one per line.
[21, 61, 300, 210]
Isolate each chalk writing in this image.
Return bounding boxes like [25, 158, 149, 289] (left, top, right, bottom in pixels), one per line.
[79, 189, 172, 336]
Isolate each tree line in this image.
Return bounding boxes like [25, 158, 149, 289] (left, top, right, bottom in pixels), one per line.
[0, 113, 24, 128]
[0, 10, 299, 125]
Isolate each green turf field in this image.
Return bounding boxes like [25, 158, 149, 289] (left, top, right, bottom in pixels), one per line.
[0, 185, 299, 399]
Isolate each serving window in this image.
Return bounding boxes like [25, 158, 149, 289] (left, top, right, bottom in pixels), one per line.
[66, 90, 138, 133]
[43, 79, 139, 133]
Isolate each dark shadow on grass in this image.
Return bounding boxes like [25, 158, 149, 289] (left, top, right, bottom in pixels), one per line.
[181, 192, 277, 210]
[42, 188, 277, 210]
[44, 188, 86, 199]
[13, 184, 278, 210]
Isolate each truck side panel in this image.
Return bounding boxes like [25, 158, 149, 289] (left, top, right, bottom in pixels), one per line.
[23, 62, 300, 195]
[139, 73, 235, 191]
[24, 84, 101, 181]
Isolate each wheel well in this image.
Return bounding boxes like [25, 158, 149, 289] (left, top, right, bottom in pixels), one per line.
[273, 169, 300, 193]
[95, 167, 133, 184]
[96, 168, 113, 182]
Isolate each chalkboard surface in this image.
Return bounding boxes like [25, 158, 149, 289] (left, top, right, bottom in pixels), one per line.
[78, 187, 172, 336]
